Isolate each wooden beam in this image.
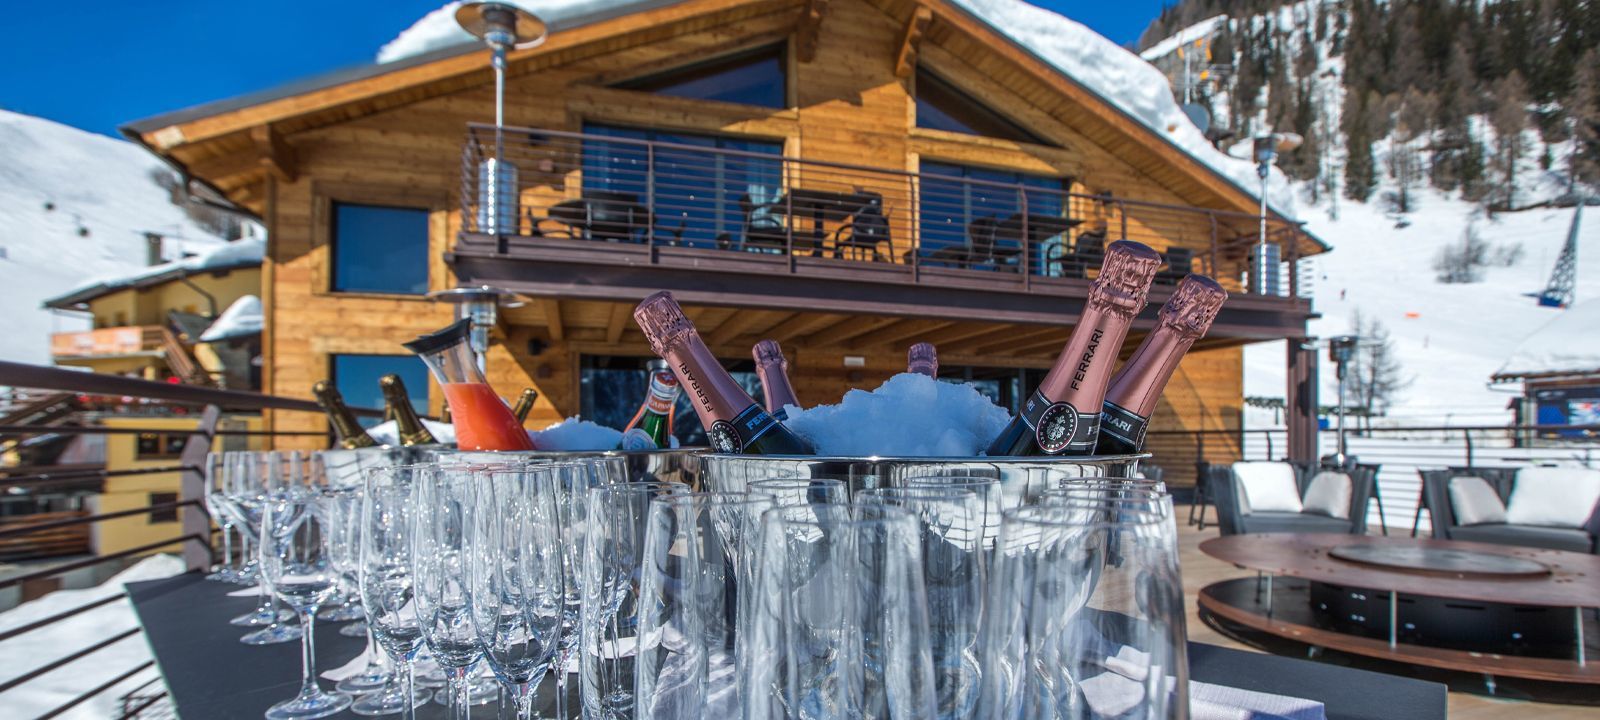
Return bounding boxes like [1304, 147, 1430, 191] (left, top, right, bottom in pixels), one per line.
[915, 323, 1010, 348]
[969, 325, 1066, 355]
[795, 0, 829, 63]
[766, 313, 846, 342]
[894, 6, 933, 79]
[848, 318, 952, 349]
[939, 325, 1027, 355]
[1003, 331, 1077, 357]
[540, 298, 565, 341]
[707, 310, 785, 347]
[250, 125, 297, 182]
[804, 315, 900, 347]
[604, 302, 630, 344]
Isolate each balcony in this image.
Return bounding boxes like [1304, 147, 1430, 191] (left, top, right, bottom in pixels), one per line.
[449, 123, 1316, 342]
[50, 326, 165, 362]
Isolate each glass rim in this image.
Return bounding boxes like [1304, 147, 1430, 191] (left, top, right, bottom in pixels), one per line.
[903, 475, 1000, 487]
[747, 477, 847, 488]
[1044, 485, 1168, 497]
[1003, 502, 1165, 527]
[761, 502, 915, 527]
[857, 486, 978, 500]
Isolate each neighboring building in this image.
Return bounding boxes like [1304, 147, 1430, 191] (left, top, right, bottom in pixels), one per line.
[1493, 300, 1600, 442]
[122, 0, 1328, 483]
[42, 238, 265, 389]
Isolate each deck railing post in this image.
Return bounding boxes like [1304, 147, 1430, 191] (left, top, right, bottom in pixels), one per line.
[178, 405, 221, 573]
[1118, 200, 1129, 241]
[1021, 187, 1031, 290]
[1464, 429, 1475, 467]
[910, 174, 920, 283]
[646, 143, 657, 259]
[786, 159, 796, 274]
[1207, 212, 1220, 277]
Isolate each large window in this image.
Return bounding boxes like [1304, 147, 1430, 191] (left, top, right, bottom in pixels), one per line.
[915, 69, 1046, 145]
[582, 125, 783, 248]
[330, 354, 430, 428]
[615, 45, 787, 108]
[918, 161, 1068, 268]
[579, 355, 762, 447]
[331, 202, 429, 294]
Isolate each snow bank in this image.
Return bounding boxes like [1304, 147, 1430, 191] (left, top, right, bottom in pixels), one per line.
[784, 372, 1011, 456]
[1493, 298, 1600, 379]
[0, 554, 185, 719]
[530, 417, 623, 450]
[199, 294, 262, 342]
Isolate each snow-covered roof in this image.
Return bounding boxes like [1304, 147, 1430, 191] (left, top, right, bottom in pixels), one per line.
[199, 294, 263, 342]
[1492, 300, 1600, 381]
[42, 237, 264, 310]
[1138, 15, 1228, 62]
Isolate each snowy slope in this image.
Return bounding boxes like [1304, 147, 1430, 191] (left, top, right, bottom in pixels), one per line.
[0, 110, 228, 365]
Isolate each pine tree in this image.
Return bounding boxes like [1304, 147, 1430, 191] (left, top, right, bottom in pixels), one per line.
[1490, 70, 1530, 209]
[1390, 6, 1426, 93]
[1344, 90, 1379, 202]
[1569, 48, 1600, 187]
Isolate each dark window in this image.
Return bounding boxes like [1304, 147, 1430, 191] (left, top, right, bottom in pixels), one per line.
[330, 354, 430, 428]
[915, 69, 1046, 145]
[149, 492, 179, 523]
[579, 355, 761, 447]
[136, 433, 185, 459]
[616, 45, 786, 108]
[581, 125, 783, 249]
[918, 161, 1069, 270]
[331, 202, 429, 294]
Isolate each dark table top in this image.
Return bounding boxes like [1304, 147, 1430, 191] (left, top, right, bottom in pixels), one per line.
[771, 189, 878, 219]
[129, 572, 1445, 720]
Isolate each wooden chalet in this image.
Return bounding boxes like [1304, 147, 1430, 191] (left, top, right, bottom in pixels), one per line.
[122, 0, 1327, 482]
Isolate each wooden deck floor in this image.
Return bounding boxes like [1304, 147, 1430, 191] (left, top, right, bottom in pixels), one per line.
[1174, 505, 1600, 719]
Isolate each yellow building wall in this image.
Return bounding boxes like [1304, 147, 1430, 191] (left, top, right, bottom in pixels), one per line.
[86, 268, 261, 329]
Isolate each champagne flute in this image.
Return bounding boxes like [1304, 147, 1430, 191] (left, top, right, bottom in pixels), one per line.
[204, 452, 239, 582]
[359, 466, 428, 720]
[412, 464, 486, 719]
[258, 491, 351, 719]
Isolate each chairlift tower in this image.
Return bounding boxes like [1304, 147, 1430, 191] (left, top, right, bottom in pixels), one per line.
[1537, 202, 1582, 308]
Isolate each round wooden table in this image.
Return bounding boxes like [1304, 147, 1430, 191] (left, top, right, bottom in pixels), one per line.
[1198, 533, 1600, 690]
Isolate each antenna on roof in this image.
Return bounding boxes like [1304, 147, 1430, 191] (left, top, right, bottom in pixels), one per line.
[456, 2, 547, 237]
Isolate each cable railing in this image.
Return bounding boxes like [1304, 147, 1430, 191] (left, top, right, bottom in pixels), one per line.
[0, 361, 383, 719]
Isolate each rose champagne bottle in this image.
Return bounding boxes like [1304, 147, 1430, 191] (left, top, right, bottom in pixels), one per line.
[402, 319, 536, 451]
[985, 240, 1163, 456]
[635, 292, 813, 455]
[907, 342, 939, 378]
[311, 381, 379, 449]
[752, 340, 801, 420]
[621, 359, 681, 449]
[1095, 274, 1228, 454]
[379, 374, 438, 446]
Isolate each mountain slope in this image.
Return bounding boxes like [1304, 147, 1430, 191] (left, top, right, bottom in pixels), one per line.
[0, 110, 227, 365]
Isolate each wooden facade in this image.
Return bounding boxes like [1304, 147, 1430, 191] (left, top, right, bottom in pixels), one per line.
[126, 0, 1326, 483]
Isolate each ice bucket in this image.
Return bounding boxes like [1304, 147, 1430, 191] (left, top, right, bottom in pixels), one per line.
[701, 453, 1148, 504]
[415, 447, 705, 486]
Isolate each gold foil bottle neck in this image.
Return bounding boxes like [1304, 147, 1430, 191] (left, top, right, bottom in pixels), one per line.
[1088, 240, 1163, 317]
[1159, 274, 1228, 340]
[634, 291, 697, 356]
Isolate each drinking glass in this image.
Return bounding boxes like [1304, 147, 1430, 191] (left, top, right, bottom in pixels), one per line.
[465, 466, 566, 720]
[359, 466, 428, 720]
[980, 502, 1187, 720]
[1052, 475, 1169, 495]
[635, 492, 776, 719]
[317, 484, 394, 698]
[747, 477, 849, 507]
[903, 475, 1008, 550]
[580, 482, 690, 720]
[205, 452, 240, 582]
[546, 460, 606, 717]
[744, 503, 936, 720]
[858, 487, 984, 720]
[412, 464, 485, 720]
[258, 491, 351, 719]
[231, 453, 301, 641]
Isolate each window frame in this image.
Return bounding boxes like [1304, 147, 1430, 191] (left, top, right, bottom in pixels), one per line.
[311, 182, 448, 300]
[612, 42, 790, 109]
[914, 68, 1050, 146]
[328, 201, 432, 296]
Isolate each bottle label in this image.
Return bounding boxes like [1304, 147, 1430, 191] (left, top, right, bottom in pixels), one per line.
[1020, 390, 1100, 454]
[708, 404, 779, 454]
[1099, 401, 1148, 450]
[647, 370, 681, 414]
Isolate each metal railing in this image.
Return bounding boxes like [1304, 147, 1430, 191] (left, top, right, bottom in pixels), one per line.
[460, 124, 1311, 297]
[0, 361, 382, 719]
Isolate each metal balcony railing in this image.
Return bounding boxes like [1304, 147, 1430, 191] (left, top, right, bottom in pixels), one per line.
[460, 124, 1312, 297]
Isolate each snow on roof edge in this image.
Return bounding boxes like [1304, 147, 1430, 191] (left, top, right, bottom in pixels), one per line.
[1139, 15, 1228, 61]
[1491, 299, 1600, 381]
[43, 238, 264, 310]
[199, 295, 263, 342]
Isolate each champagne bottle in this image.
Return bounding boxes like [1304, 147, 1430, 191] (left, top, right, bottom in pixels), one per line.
[379, 374, 437, 446]
[635, 291, 814, 455]
[312, 381, 379, 449]
[985, 240, 1163, 456]
[510, 388, 539, 424]
[752, 340, 801, 420]
[907, 342, 939, 378]
[622, 360, 681, 449]
[1095, 275, 1227, 455]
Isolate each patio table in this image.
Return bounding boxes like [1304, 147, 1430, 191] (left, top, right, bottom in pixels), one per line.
[128, 572, 1445, 719]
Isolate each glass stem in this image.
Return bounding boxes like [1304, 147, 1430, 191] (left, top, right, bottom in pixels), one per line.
[255, 577, 272, 615]
[449, 667, 470, 720]
[553, 648, 570, 720]
[402, 660, 419, 720]
[220, 525, 233, 572]
[365, 625, 386, 674]
[513, 682, 534, 720]
[297, 609, 320, 698]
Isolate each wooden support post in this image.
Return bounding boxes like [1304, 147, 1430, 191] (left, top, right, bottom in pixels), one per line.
[179, 405, 221, 573]
[895, 7, 933, 79]
[250, 125, 297, 183]
[1286, 338, 1319, 464]
[795, 0, 829, 63]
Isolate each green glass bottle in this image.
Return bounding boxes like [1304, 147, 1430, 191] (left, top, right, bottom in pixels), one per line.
[623, 360, 680, 449]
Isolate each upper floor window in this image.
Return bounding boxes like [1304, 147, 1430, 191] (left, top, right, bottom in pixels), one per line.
[330, 354, 430, 428]
[615, 44, 787, 108]
[331, 202, 429, 295]
[918, 161, 1070, 270]
[915, 69, 1047, 145]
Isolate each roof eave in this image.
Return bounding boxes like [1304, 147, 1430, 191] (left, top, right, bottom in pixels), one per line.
[39, 259, 262, 311]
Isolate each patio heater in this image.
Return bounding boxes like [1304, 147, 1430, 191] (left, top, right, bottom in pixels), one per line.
[1238, 132, 1301, 296]
[427, 285, 527, 374]
[456, 2, 547, 236]
[1327, 335, 1359, 465]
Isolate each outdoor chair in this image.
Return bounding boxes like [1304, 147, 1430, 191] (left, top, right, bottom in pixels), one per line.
[832, 192, 892, 261]
[1417, 466, 1600, 553]
[1209, 460, 1376, 535]
[1054, 231, 1106, 278]
[737, 193, 788, 253]
[1155, 246, 1193, 285]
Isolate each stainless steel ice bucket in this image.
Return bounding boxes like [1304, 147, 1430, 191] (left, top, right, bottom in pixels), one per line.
[320, 446, 414, 488]
[412, 447, 706, 486]
[701, 453, 1148, 505]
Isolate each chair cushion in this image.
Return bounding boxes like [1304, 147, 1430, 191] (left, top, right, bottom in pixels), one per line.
[1242, 511, 1352, 535]
[1233, 462, 1302, 514]
[1505, 467, 1600, 529]
[1302, 471, 1353, 519]
[1447, 523, 1594, 553]
[1448, 476, 1507, 526]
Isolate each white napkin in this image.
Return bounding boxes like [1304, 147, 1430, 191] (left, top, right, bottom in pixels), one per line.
[227, 585, 264, 598]
[321, 645, 378, 681]
[1191, 681, 1326, 720]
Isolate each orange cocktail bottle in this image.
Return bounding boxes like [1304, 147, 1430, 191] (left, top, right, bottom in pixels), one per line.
[403, 318, 535, 451]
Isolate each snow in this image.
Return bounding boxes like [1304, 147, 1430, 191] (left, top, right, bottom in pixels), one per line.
[367, 417, 458, 445]
[530, 416, 624, 450]
[1138, 15, 1228, 62]
[0, 554, 185, 719]
[377, 0, 651, 64]
[198, 294, 262, 342]
[784, 372, 1011, 456]
[0, 109, 230, 365]
[1493, 298, 1600, 379]
[50, 235, 264, 306]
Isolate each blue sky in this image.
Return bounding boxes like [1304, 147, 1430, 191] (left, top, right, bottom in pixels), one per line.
[0, 0, 1170, 137]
